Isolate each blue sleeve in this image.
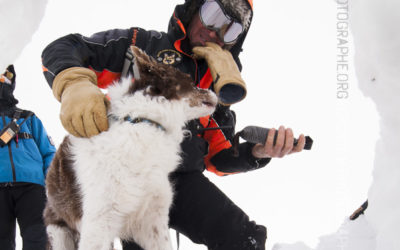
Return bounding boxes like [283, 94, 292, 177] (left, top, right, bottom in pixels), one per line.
[30, 115, 56, 175]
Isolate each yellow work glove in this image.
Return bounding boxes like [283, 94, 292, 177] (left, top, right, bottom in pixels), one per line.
[52, 67, 109, 137]
[192, 42, 247, 105]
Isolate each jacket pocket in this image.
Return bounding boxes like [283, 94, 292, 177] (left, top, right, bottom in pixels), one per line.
[18, 138, 42, 164]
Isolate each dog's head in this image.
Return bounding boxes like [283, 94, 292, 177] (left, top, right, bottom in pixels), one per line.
[107, 46, 217, 128]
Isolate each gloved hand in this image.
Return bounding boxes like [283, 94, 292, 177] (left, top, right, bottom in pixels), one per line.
[192, 42, 247, 105]
[52, 67, 109, 137]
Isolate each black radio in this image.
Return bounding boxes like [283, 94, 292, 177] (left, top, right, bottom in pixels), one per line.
[0, 120, 20, 147]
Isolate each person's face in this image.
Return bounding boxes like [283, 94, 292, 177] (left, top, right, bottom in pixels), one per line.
[187, 11, 225, 48]
[0, 81, 15, 101]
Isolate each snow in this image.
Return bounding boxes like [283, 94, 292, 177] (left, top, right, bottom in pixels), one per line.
[275, 0, 400, 249]
[349, 0, 400, 249]
[274, 216, 376, 250]
[2, 0, 395, 249]
[0, 0, 47, 70]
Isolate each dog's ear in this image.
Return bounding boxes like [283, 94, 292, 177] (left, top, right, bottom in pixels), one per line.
[127, 46, 193, 100]
[130, 46, 156, 79]
[108, 47, 152, 99]
[128, 46, 164, 95]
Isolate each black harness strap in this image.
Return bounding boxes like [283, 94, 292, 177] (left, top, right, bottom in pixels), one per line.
[0, 109, 34, 147]
[17, 132, 33, 139]
[1, 110, 34, 183]
[15, 109, 34, 128]
[13, 109, 22, 120]
[1, 112, 16, 182]
[121, 45, 141, 79]
[14, 109, 34, 142]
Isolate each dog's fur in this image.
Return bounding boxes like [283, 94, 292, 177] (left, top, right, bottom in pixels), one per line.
[44, 47, 217, 250]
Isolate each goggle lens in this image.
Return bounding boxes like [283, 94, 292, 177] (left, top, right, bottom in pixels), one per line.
[223, 22, 243, 44]
[200, 0, 243, 44]
[0, 75, 12, 85]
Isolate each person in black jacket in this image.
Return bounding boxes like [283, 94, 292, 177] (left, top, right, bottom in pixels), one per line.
[0, 65, 56, 250]
[41, 0, 306, 249]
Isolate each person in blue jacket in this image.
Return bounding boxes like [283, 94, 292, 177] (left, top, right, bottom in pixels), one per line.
[0, 65, 56, 250]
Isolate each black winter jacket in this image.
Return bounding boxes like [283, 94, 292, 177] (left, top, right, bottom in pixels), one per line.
[42, 0, 270, 175]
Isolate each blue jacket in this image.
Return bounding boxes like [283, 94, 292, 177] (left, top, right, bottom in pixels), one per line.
[0, 111, 56, 186]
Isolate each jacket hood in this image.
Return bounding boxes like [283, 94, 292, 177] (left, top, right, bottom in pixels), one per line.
[168, 0, 253, 66]
[220, 0, 252, 31]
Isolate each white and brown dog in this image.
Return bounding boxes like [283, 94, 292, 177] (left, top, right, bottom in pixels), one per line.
[44, 47, 217, 250]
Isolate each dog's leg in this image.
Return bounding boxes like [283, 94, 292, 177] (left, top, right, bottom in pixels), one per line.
[44, 203, 79, 250]
[47, 224, 76, 250]
[131, 187, 174, 250]
[133, 209, 173, 250]
[78, 208, 123, 250]
[78, 222, 115, 250]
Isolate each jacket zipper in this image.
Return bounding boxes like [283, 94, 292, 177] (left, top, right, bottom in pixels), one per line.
[1, 113, 16, 182]
[8, 144, 16, 182]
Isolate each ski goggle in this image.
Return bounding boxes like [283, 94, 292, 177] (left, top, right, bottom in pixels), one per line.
[199, 0, 244, 44]
[0, 74, 12, 85]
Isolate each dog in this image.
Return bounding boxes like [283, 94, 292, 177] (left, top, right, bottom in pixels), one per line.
[44, 46, 218, 250]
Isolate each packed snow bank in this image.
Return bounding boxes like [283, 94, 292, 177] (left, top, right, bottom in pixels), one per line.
[350, 0, 400, 249]
[273, 216, 375, 250]
[0, 0, 47, 70]
[274, 0, 400, 249]
[273, 242, 313, 250]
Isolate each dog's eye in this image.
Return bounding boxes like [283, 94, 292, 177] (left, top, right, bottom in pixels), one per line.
[151, 86, 161, 95]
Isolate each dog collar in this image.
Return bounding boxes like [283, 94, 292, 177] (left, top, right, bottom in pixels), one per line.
[108, 115, 166, 132]
[124, 116, 166, 132]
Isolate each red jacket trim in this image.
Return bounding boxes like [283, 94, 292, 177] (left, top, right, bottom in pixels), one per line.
[199, 116, 237, 176]
[89, 67, 121, 89]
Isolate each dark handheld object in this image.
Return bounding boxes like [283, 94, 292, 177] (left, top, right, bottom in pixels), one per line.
[349, 200, 368, 220]
[0, 121, 20, 147]
[0, 110, 33, 147]
[233, 126, 313, 157]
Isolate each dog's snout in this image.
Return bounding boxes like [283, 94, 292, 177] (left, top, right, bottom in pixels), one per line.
[184, 88, 217, 120]
[192, 88, 217, 108]
[202, 91, 218, 108]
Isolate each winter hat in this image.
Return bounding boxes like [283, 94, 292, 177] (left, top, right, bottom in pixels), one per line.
[219, 0, 253, 31]
[0, 64, 19, 106]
